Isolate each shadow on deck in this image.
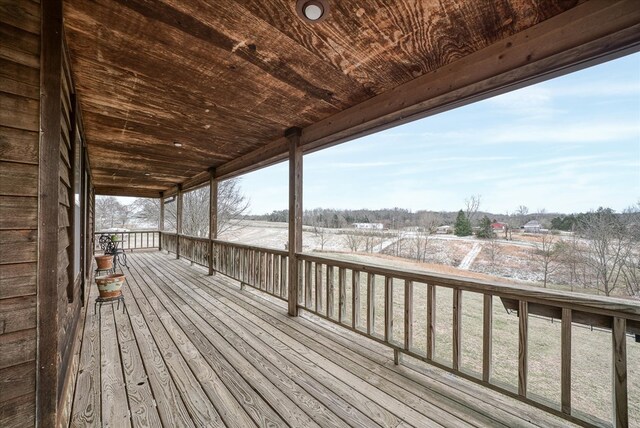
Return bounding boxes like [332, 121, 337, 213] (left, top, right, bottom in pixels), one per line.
[69, 251, 575, 427]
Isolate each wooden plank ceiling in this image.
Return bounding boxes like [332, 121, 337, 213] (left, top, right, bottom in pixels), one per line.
[63, 0, 582, 197]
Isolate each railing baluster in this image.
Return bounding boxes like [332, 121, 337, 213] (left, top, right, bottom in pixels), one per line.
[326, 266, 334, 319]
[367, 273, 375, 335]
[315, 263, 323, 314]
[273, 254, 278, 295]
[338, 267, 346, 323]
[453, 288, 462, 371]
[483, 294, 492, 383]
[352, 271, 360, 329]
[612, 317, 628, 428]
[385, 276, 393, 343]
[281, 256, 287, 298]
[561, 308, 571, 414]
[305, 260, 312, 308]
[518, 300, 528, 397]
[427, 284, 435, 360]
[404, 280, 412, 351]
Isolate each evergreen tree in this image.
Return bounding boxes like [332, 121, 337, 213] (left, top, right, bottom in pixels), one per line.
[454, 210, 472, 236]
[476, 215, 494, 238]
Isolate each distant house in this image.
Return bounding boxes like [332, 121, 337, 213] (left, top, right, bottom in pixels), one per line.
[436, 225, 452, 234]
[491, 221, 507, 231]
[352, 223, 384, 230]
[523, 220, 542, 233]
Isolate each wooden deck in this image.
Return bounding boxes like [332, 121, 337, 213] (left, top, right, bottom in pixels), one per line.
[69, 251, 577, 428]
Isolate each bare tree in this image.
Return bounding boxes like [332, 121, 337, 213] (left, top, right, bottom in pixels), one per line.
[620, 203, 640, 297]
[530, 234, 561, 288]
[413, 212, 440, 262]
[464, 194, 482, 225]
[579, 208, 628, 296]
[312, 225, 329, 251]
[486, 235, 502, 266]
[344, 231, 363, 252]
[95, 196, 135, 230]
[130, 178, 249, 237]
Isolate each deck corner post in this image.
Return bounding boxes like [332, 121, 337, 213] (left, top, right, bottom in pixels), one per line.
[209, 168, 218, 276]
[159, 191, 164, 251]
[286, 127, 303, 317]
[38, 0, 63, 424]
[176, 184, 183, 259]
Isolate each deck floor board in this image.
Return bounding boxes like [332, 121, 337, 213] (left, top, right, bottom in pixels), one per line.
[69, 251, 579, 428]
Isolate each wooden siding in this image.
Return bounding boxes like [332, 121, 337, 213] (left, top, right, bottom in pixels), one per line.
[0, 1, 40, 425]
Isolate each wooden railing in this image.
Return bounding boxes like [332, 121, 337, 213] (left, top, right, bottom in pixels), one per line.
[178, 235, 210, 267]
[212, 240, 289, 302]
[94, 230, 160, 252]
[154, 233, 639, 426]
[296, 253, 640, 427]
[160, 232, 177, 254]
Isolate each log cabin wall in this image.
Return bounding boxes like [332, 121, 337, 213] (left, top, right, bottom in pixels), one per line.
[0, 1, 91, 426]
[0, 1, 41, 426]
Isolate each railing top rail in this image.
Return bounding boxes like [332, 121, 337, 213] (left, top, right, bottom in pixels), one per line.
[95, 230, 160, 234]
[298, 252, 640, 320]
[212, 238, 288, 257]
[177, 235, 210, 243]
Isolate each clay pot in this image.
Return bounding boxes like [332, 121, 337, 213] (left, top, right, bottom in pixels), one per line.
[95, 273, 125, 298]
[95, 254, 114, 270]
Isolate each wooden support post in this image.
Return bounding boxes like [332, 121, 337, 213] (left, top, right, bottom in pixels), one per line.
[427, 284, 435, 360]
[612, 317, 628, 428]
[518, 300, 528, 397]
[287, 127, 302, 316]
[159, 191, 164, 251]
[176, 184, 183, 259]
[404, 280, 413, 351]
[453, 288, 462, 371]
[38, 0, 63, 424]
[561, 308, 572, 415]
[209, 170, 218, 275]
[483, 294, 493, 383]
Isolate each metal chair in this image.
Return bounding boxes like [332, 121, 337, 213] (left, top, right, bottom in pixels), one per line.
[99, 234, 128, 270]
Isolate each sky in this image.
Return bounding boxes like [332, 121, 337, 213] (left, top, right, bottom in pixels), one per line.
[234, 53, 640, 215]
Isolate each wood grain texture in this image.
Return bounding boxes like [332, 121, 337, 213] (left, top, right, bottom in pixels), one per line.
[561, 308, 571, 415]
[58, 0, 639, 197]
[37, 0, 62, 425]
[287, 128, 302, 316]
[482, 294, 492, 383]
[0, 328, 35, 370]
[404, 280, 412, 351]
[67, 250, 593, 428]
[453, 288, 462, 371]
[612, 317, 627, 428]
[518, 301, 528, 397]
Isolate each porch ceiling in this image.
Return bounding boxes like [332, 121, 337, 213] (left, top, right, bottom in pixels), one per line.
[62, 0, 639, 197]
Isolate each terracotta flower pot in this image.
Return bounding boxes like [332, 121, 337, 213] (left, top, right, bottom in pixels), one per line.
[95, 254, 114, 270]
[95, 273, 125, 298]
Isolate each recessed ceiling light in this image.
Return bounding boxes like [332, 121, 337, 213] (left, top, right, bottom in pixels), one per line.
[173, 141, 182, 147]
[296, 0, 329, 23]
[144, 173, 150, 176]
